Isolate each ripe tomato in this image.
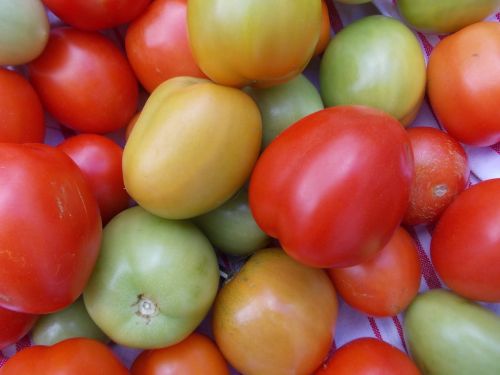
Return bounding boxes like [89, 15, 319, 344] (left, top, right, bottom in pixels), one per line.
[249, 106, 414, 268]
[315, 337, 421, 375]
[0, 68, 45, 143]
[0, 143, 102, 314]
[431, 178, 500, 302]
[329, 227, 421, 317]
[314, 0, 331, 56]
[427, 21, 500, 146]
[28, 27, 138, 134]
[125, 0, 206, 92]
[131, 332, 229, 375]
[0, 338, 128, 375]
[57, 134, 129, 225]
[0, 306, 38, 350]
[404, 126, 469, 226]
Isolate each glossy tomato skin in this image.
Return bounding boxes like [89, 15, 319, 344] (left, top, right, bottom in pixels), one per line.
[125, 0, 206, 92]
[404, 127, 469, 226]
[431, 179, 500, 302]
[427, 21, 500, 146]
[57, 134, 129, 225]
[249, 106, 414, 268]
[0, 306, 38, 350]
[0, 143, 102, 314]
[0, 68, 45, 143]
[28, 27, 138, 134]
[329, 227, 421, 317]
[0, 338, 128, 375]
[315, 337, 421, 375]
[313, 0, 331, 56]
[131, 332, 230, 375]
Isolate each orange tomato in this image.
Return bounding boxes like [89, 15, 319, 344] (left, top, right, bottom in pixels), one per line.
[314, 0, 331, 56]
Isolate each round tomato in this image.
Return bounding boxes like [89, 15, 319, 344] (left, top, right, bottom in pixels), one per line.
[249, 106, 414, 268]
[0, 338, 128, 375]
[131, 332, 229, 375]
[57, 134, 129, 225]
[329, 227, 421, 317]
[0, 306, 38, 350]
[0, 68, 45, 143]
[213, 248, 338, 375]
[125, 0, 206, 93]
[314, 0, 331, 56]
[427, 21, 500, 146]
[0, 143, 102, 314]
[404, 126, 469, 226]
[431, 178, 500, 302]
[315, 337, 421, 375]
[28, 27, 138, 134]
[187, 0, 322, 87]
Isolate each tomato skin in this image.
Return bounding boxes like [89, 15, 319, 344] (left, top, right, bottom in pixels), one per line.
[0, 306, 38, 350]
[404, 127, 469, 226]
[313, 0, 331, 56]
[431, 179, 500, 302]
[28, 27, 138, 134]
[329, 227, 421, 317]
[315, 337, 421, 375]
[0, 143, 102, 314]
[125, 0, 206, 93]
[131, 332, 230, 375]
[0, 68, 45, 144]
[249, 106, 414, 268]
[0, 338, 128, 375]
[427, 21, 500, 146]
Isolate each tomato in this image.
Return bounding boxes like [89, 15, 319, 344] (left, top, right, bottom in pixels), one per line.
[0, 68, 45, 144]
[0, 338, 128, 375]
[187, 0, 322, 87]
[320, 15, 426, 125]
[431, 179, 500, 302]
[0, 0, 49, 65]
[57, 134, 129, 225]
[328, 227, 421, 317]
[125, 0, 206, 93]
[314, 0, 331, 56]
[405, 289, 500, 375]
[213, 248, 338, 375]
[0, 306, 38, 350]
[125, 112, 141, 141]
[42, 0, 151, 31]
[397, 0, 500, 34]
[404, 127, 469, 226]
[131, 332, 229, 375]
[335, 0, 371, 3]
[249, 106, 414, 268]
[27, 27, 138, 134]
[427, 21, 500, 146]
[315, 337, 421, 375]
[83, 206, 220, 349]
[0, 143, 101, 314]
[123, 76, 261, 220]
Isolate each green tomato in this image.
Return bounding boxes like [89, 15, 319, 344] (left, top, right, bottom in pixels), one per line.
[194, 189, 270, 256]
[83, 206, 220, 349]
[319, 15, 426, 126]
[245, 74, 324, 149]
[0, 0, 49, 65]
[404, 289, 500, 375]
[31, 297, 108, 346]
[397, 0, 500, 34]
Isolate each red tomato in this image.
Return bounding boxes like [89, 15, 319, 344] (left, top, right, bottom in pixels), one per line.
[0, 68, 44, 143]
[431, 178, 500, 302]
[404, 126, 469, 226]
[0, 143, 102, 314]
[0, 306, 38, 350]
[28, 27, 138, 134]
[57, 134, 129, 225]
[249, 106, 414, 268]
[125, 0, 206, 92]
[0, 338, 128, 375]
[427, 21, 500, 146]
[131, 332, 230, 375]
[42, 0, 151, 31]
[315, 337, 421, 375]
[328, 227, 421, 317]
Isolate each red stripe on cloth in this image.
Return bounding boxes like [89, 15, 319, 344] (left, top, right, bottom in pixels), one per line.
[392, 316, 409, 353]
[0, 351, 7, 367]
[497, 12, 500, 22]
[491, 142, 500, 155]
[325, 0, 344, 34]
[417, 32, 434, 58]
[367, 317, 383, 340]
[15, 335, 31, 352]
[407, 227, 442, 289]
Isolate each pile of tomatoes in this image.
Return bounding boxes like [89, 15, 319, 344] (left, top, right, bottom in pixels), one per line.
[0, 0, 499, 374]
